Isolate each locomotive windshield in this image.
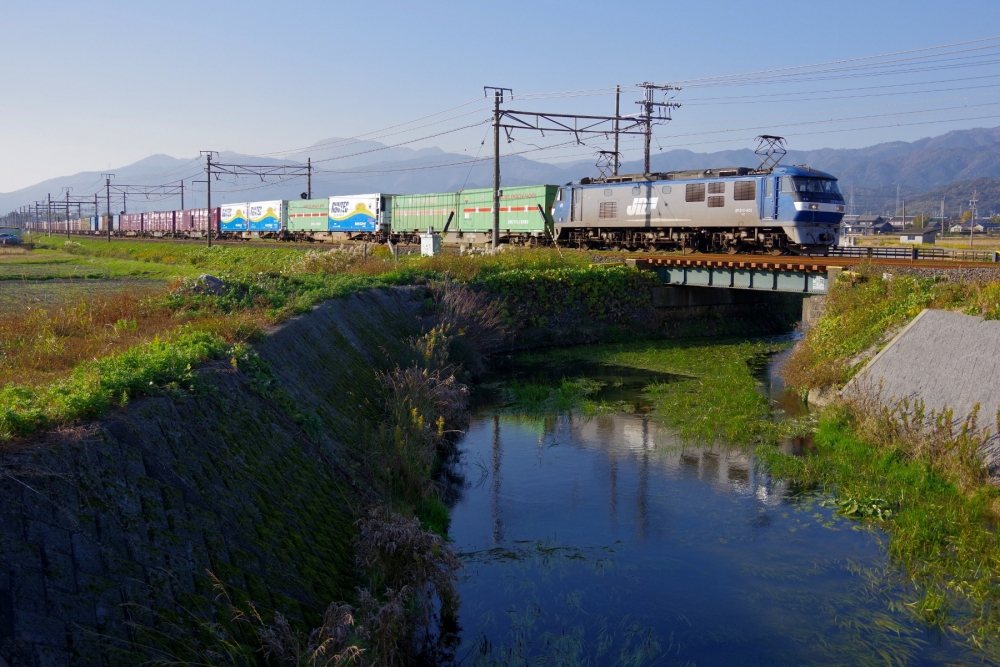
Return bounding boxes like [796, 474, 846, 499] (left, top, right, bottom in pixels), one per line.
[789, 177, 842, 197]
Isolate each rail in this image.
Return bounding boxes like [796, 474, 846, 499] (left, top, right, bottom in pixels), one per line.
[823, 246, 999, 263]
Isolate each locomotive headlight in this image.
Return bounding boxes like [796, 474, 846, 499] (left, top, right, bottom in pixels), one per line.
[837, 205, 844, 212]
[809, 203, 819, 210]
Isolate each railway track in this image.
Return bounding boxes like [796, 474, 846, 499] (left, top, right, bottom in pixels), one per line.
[21, 231, 1000, 271]
[632, 253, 1000, 272]
[24, 232, 420, 253]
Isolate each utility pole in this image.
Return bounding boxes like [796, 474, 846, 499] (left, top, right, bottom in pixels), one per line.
[485, 86, 512, 250]
[613, 85, 620, 176]
[47, 193, 51, 237]
[307, 157, 312, 199]
[970, 191, 979, 248]
[180, 180, 184, 210]
[941, 197, 945, 235]
[636, 82, 681, 175]
[63, 187, 71, 239]
[201, 151, 217, 247]
[103, 173, 115, 242]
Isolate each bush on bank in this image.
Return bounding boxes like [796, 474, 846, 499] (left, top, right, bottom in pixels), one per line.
[475, 265, 658, 328]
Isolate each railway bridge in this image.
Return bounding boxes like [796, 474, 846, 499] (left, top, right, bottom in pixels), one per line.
[626, 253, 1000, 296]
[625, 253, 1000, 327]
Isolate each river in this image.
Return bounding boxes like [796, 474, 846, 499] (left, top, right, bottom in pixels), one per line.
[441, 344, 979, 666]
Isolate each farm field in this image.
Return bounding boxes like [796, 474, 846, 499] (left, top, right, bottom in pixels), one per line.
[0, 278, 166, 309]
[855, 234, 1000, 250]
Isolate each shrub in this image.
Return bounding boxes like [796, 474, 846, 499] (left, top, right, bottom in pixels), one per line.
[474, 265, 657, 328]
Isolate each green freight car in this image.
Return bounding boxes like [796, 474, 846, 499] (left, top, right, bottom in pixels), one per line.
[390, 191, 459, 242]
[390, 185, 557, 245]
[287, 198, 331, 237]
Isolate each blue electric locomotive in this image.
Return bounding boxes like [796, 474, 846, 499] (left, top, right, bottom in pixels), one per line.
[551, 164, 845, 253]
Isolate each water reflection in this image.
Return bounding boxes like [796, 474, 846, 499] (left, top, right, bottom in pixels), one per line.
[490, 415, 503, 543]
[445, 356, 979, 667]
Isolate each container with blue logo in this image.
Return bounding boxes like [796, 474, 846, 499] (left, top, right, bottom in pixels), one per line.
[247, 200, 286, 232]
[328, 194, 380, 232]
[220, 203, 249, 232]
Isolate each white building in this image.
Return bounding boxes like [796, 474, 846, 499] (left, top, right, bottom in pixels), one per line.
[900, 228, 937, 244]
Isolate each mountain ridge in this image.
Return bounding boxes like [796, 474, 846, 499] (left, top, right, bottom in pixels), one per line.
[5, 126, 1000, 215]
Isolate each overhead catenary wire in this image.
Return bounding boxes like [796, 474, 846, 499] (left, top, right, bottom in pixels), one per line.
[671, 35, 1000, 86]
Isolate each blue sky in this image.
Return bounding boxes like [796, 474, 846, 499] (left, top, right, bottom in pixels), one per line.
[3, 0, 1000, 191]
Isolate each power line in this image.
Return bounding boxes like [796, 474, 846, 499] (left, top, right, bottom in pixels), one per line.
[672, 35, 1000, 86]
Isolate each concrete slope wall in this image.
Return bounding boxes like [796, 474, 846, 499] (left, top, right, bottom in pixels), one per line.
[0, 288, 423, 667]
[844, 308, 1000, 473]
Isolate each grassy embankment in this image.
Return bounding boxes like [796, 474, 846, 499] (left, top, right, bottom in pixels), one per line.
[0, 237, 664, 440]
[773, 264, 1000, 656]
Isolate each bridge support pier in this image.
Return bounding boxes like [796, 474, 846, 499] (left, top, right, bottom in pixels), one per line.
[802, 295, 828, 327]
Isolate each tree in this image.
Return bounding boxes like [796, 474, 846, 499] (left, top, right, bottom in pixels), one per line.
[961, 211, 973, 223]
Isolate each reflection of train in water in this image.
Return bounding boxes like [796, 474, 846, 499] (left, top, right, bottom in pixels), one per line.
[45, 165, 845, 253]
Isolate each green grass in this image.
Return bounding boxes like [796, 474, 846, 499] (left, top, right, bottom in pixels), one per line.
[759, 408, 1000, 656]
[475, 264, 658, 328]
[31, 236, 307, 275]
[515, 337, 789, 445]
[500, 377, 621, 415]
[0, 328, 229, 440]
[0, 249, 205, 281]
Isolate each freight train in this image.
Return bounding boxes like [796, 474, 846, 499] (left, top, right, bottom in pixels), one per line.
[34, 163, 845, 253]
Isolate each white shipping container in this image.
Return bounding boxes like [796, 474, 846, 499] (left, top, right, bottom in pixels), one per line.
[328, 194, 380, 232]
[247, 200, 285, 231]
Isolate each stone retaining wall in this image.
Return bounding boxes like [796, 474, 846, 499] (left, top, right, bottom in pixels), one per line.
[0, 288, 423, 667]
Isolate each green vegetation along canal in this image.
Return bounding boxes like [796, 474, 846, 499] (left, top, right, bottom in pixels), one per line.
[444, 343, 980, 666]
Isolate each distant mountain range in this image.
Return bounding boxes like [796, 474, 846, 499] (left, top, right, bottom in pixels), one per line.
[903, 178, 1000, 219]
[5, 126, 1000, 217]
